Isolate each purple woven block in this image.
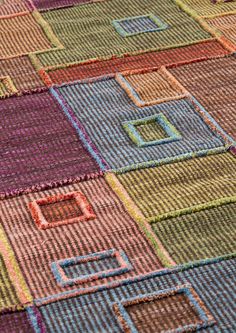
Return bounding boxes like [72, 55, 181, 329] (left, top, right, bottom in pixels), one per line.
[32, 0, 96, 10]
[0, 91, 100, 198]
[0, 311, 35, 333]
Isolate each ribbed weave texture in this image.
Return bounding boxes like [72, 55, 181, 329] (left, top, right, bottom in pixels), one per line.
[152, 202, 236, 264]
[33, 0, 105, 11]
[118, 152, 236, 221]
[208, 14, 236, 45]
[0, 91, 100, 196]
[48, 41, 229, 83]
[0, 311, 34, 333]
[58, 78, 225, 171]
[37, 257, 236, 332]
[0, 254, 19, 312]
[0, 14, 52, 59]
[170, 56, 236, 141]
[0, 0, 236, 331]
[182, 0, 236, 17]
[37, 0, 210, 66]
[0, 56, 43, 91]
[0, 177, 162, 299]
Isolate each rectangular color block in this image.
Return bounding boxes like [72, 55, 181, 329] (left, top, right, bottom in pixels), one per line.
[152, 200, 236, 264]
[0, 13, 53, 59]
[170, 56, 236, 141]
[36, 0, 211, 67]
[0, 177, 162, 299]
[47, 41, 229, 84]
[58, 78, 226, 172]
[117, 152, 236, 221]
[34, 257, 235, 332]
[113, 285, 215, 333]
[0, 91, 100, 197]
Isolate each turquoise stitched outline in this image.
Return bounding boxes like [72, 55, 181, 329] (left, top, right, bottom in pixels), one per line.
[122, 113, 182, 147]
[112, 285, 215, 333]
[112, 14, 169, 38]
[51, 249, 132, 287]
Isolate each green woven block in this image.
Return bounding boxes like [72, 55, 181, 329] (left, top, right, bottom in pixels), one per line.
[152, 202, 236, 264]
[37, 0, 211, 67]
[0, 255, 20, 312]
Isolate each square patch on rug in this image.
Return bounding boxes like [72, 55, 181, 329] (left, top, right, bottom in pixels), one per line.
[112, 285, 215, 333]
[57, 77, 227, 172]
[0, 177, 162, 299]
[112, 14, 168, 37]
[0, 91, 100, 197]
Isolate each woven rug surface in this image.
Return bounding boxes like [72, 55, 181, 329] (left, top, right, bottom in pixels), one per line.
[0, 0, 236, 332]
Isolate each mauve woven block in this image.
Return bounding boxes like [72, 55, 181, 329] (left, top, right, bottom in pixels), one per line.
[0, 91, 100, 197]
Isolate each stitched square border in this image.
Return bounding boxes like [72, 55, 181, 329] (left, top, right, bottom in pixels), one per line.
[116, 67, 188, 107]
[122, 113, 182, 147]
[112, 14, 168, 37]
[28, 191, 96, 230]
[51, 249, 133, 287]
[112, 284, 215, 333]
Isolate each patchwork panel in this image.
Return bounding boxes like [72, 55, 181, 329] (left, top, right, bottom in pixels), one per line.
[0, 13, 55, 59]
[57, 78, 226, 172]
[117, 152, 236, 221]
[0, 177, 162, 299]
[33, 257, 236, 332]
[46, 41, 229, 84]
[0, 56, 44, 92]
[36, 0, 211, 67]
[207, 14, 236, 49]
[113, 285, 215, 333]
[116, 68, 187, 107]
[170, 56, 236, 141]
[152, 201, 236, 264]
[0, 91, 100, 197]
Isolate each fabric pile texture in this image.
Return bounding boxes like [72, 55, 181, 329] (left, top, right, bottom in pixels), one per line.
[0, 0, 236, 332]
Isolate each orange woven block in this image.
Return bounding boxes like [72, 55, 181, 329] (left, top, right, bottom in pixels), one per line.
[116, 67, 188, 107]
[0, 0, 31, 18]
[208, 14, 236, 49]
[0, 13, 52, 59]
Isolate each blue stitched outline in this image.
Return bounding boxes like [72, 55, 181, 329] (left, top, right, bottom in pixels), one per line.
[51, 249, 132, 287]
[122, 113, 182, 147]
[112, 14, 169, 37]
[35, 252, 236, 306]
[112, 285, 215, 333]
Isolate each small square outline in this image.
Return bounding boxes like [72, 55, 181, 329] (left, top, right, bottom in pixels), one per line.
[122, 113, 182, 147]
[116, 67, 188, 107]
[112, 14, 169, 37]
[28, 191, 96, 230]
[112, 284, 215, 333]
[51, 249, 133, 287]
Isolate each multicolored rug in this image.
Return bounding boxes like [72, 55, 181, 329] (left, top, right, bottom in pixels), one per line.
[0, 0, 236, 332]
